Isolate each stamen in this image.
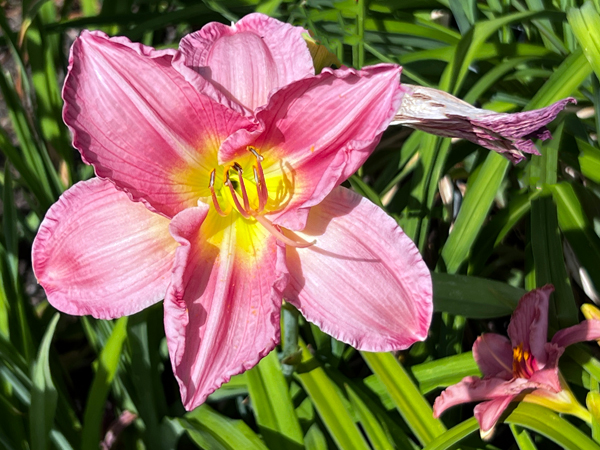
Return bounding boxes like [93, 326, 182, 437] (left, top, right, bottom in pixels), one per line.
[253, 166, 266, 212]
[248, 146, 264, 161]
[225, 171, 251, 219]
[254, 215, 316, 248]
[233, 162, 250, 212]
[248, 146, 268, 210]
[209, 169, 227, 217]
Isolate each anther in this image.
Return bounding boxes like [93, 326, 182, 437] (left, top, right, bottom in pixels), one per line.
[248, 146, 264, 161]
[209, 169, 227, 217]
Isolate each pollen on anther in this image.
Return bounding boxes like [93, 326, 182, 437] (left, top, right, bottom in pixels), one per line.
[248, 146, 264, 161]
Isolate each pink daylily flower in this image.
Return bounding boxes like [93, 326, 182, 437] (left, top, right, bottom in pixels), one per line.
[433, 285, 600, 436]
[32, 19, 433, 411]
[392, 85, 576, 163]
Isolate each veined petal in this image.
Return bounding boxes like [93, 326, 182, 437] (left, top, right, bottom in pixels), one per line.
[176, 13, 314, 112]
[474, 396, 516, 436]
[165, 208, 287, 410]
[280, 187, 431, 351]
[527, 342, 562, 392]
[220, 64, 404, 230]
[473, 334, 513, 379]
[32, 178, 177, 319]
[392, 85, 576, 164]
[63, 30, 254, 218]
[433, 376, 536, 418]
[551, 319, 600, 348]
[507, 285, 554, 365]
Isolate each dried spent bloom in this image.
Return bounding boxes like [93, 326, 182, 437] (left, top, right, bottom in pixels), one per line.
[32, 15, 433, 411]
[391, 85, 576, 164]
[433, 285, 600, 437]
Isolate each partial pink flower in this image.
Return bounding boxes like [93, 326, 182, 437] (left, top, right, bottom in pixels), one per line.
[392, 85, 576, 164]
[33, 19, 432, 412]
[433, 285, 600, 437]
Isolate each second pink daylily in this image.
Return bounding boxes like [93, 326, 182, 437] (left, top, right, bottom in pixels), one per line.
[433, 285, 600, 436]
[32, 16, 432, 411]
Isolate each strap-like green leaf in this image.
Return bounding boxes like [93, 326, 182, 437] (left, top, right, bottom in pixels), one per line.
[81, 316, 128, 449]
[505, 403, 600, 450]
[361, 351, 446, 445]
[246, 350, 304, 448]
[296, 340, 370, 450]
[181, 404, 269, 450]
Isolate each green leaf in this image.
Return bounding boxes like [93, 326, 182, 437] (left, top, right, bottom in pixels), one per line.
[568, 2, 600, 80]
[440, 152, 510, 274]
[530, 195, 578, 328]
[29, 313, 59, 450]
[246, 350, 304, 448]
[469, 189, 541, 274]
[551, 182, 600, 299]
[361, 351, 446, 445]
[348, 175, 383, 207]
[505, 403, 600, 450]
[345, 384, 395, 450]
[81, 317, 128, 449]
[181, 404, 269, 450]
[510, 424, 538, 450]
[411, 352, 481, 394]
[577, 138, 600, 183]
[296, 340, 370, 450]
[420, 417, 478, 450]
[527, 48, 591, 110]
[305, 423, 328, 450]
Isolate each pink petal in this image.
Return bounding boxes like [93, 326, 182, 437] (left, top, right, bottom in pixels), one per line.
[507, 285, 554, 365]
[175, 13, 314, 112]
[472, 334, 513, 378]
[279, 187, 431, 351]
[433, 376, 537, 418]
[551, 319, 600, 348]
[527, 342, 563, 392]
[392, 85, 575, 164]
[63, 30, 254, 218]
[164, 208, 287, 410]
[474, 396, 516, 435]
[220, 64, 404, 230]
[32, 178, 178, 319]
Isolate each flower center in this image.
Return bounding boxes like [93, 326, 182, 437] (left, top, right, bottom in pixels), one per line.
[209, 146, 268, 219]
[512, 343, 538, 379]
[207, 146, 314, 248]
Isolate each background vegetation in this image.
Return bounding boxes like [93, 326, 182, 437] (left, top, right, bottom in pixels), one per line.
[2, 0, 600, 449]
